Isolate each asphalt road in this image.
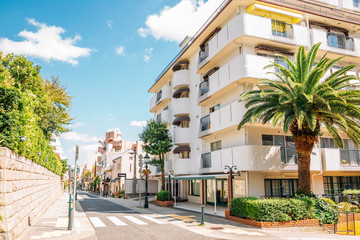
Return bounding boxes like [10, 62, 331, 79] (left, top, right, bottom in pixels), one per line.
[77, 192, 217, 240]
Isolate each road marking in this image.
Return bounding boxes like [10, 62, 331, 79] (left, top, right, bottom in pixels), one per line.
[89, 217, 106, 227]
[124, 216, 148, 225]
[142, 215, 167, 224]
[107, 216, 127, 226]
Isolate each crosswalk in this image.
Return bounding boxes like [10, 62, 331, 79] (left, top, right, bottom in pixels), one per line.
[89, 215, 168, 228]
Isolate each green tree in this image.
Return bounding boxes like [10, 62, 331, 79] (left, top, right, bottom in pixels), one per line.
[61, 159, 69, 176]
[93, 175, 100, 193]
[139, 120, 173, 191]
[238, 43, 360, 194]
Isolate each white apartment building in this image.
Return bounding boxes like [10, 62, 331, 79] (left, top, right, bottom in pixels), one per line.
[149, 0, 360, 209]
[50, 135, 66, 160]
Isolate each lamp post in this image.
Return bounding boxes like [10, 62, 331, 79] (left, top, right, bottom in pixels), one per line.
[130, 146, 137, 194]
[224, 165, 238, 200]
[144, 153, 150, 208]
[138, 154, 143, 207]
[166, 171, 174, 201]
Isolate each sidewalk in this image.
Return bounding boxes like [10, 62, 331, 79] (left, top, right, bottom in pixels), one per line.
[19, 192, 96, 240]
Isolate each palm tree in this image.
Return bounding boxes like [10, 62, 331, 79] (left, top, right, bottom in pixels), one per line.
[238, 43, 360, 194]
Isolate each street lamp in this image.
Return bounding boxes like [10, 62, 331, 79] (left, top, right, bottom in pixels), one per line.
[129, 146, 137, 195]
[144, 153, 150, 208]
[166, 171, 174, 201]
[138, 154, 143, 207]
[224, 165, 238, 200]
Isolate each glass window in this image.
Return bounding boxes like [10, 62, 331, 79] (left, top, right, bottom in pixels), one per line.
[265, 179, 298, 197]
[180, 120, 190, 128]
[211, 141, 222, 151]
[262, 135, 273, 145]
[209, 104, 220, 113]
[180, 151, 190, 159]
[355, 0, 360, 7]
[274, 135, 284, 146]
[189, 180, 200, 196]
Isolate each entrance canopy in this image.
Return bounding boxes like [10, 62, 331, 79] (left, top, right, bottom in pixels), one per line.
[166, 174, 228, 181]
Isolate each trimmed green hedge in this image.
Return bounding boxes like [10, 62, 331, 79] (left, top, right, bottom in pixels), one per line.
[156, 191, 170, 201]
[230, 197, 315, 222]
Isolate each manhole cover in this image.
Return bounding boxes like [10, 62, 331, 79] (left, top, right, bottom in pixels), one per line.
[210, 227, 224, 230]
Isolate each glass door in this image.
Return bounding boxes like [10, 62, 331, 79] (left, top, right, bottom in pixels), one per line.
[216, 179, 228, 206]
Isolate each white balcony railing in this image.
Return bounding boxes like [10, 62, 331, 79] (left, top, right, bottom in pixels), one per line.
[173, 69, 190, 88]
[155, 109, 171, 123]
[173, 127, 191, 144]
[150, 85, 172, 111]
[172, 98, 190, 116]
[200, 145, 320, 173]
[322, 148, 360, 171]
[172, 157, 191, 175]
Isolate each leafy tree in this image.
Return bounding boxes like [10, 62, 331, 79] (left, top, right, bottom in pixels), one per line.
[238, 43, 360, 194]
[139, 120, 173, 190]
[93, 175, 100, 193]
[61, 159, 69, 176]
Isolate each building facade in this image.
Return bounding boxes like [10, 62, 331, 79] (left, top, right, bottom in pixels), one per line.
[149, 0, 360, 210]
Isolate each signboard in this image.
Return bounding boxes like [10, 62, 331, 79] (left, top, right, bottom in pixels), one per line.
[118, 173, 126, 178]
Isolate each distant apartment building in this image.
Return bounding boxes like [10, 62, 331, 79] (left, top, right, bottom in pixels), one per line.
[148, 0, 360, 210]
[50, 135, 66, 160]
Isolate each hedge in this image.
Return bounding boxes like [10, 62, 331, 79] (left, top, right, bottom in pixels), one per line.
[230, 197, 315, 222]
[156, 191, 170, 201]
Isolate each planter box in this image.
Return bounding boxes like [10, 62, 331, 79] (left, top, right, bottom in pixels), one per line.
[225, 209, 319, 229]
[155, 200, 174, 207]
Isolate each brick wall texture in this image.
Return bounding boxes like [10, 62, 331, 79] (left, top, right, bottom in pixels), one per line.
[0, 147, 62, 240]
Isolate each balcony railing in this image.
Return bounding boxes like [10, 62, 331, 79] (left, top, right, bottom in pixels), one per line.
[280, 147, 298, 164]
[327, 32, 354, 50]
[198, 44, 209, 63]
[199, 80, 209, 96]
[202, 152, 211, 168]
[340, 149, 360, 165]
[156, 114, 161, 123]
[156, 90, 162, 102]
[200, 115, 211, 131]
[271, 20, 293, 38]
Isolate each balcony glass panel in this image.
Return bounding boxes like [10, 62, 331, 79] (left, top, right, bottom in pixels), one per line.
[202, 153, 211, 168]
[200, 115, 210, 131]
[198, 44, 209, 63]
[327, 32, 354, 50]
[156, 90, 162, 102]
[340, 149, 360, 165]
[199, 80, 209, 96]
[271, 20, 293, 38]
[281, 147, 298, 164]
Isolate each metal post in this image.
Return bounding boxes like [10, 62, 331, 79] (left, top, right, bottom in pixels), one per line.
[74, 146, 79, 202]
[200, 205, 205, 226]
[144, 162, 149, 208]
[214, 179, 217, 214]
[230, 169, 233, 200]
[132, 146, 137, 194]
[168, 174, 171, 201]
[68, 193, 73, 230]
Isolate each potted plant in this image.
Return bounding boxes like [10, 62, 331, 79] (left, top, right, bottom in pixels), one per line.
[155, 191, 174, 207]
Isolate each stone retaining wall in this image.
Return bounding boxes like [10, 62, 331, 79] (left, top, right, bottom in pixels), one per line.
[0, 147, 62, 240]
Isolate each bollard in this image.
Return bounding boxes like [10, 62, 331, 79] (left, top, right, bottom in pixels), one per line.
[68, 194, 73, 230]
[199, 205, 205, 226]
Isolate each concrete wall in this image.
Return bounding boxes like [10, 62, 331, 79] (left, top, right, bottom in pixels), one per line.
[0, 147, 62, 240]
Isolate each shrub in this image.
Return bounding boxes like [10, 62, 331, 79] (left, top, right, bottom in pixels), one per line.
[338, 202, 359, 213]
[321, 198, 335, 207]
[230, 197, 314, 222]
[342, 189, 360, 202]
[156, 191, 170, 201]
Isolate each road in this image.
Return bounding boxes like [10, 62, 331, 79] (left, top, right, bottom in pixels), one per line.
[77, 192, 360, 240]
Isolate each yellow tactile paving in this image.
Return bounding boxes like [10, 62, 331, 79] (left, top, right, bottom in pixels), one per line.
[164, 214, 197, 222]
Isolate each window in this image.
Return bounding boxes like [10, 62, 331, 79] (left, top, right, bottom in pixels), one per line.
[355, 0, 360, 7]
[271, 20, 293, 38]
[324, 176, 360, 195]
[262, 135, 297, 164]
[202, 153, 211, 168]
[180, 120, 190, 128]
[327, 32, 354, 50]
[180, 91, 189, 98]
[163, 106, 169, 111]
[156, 114, 162, 123]
[199, 45, 209, 63]
[274, 56, 290, 73]
[321, 138, 360, 165]
[180, 151, 190, 159]
[130, 164, 132, 172]
[209, 104, 220, 113]
[199, 79, 209, 96]
[264, 179, 298, 197]
[188, 180, 200, 196]
[200, 115, 210, 131]
[156, 90, 162, 102]
[211, 141, 222, 151]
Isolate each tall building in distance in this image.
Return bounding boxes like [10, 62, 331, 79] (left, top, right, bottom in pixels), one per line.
[50, 135, 66, 160]
[148, 0, 360, 210]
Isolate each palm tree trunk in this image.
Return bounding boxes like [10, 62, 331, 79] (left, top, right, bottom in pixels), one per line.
[294, 136, 314, 195]
[160, 154, 165, 191]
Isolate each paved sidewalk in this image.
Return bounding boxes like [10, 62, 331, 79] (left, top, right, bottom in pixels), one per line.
[19, 192, 96, 240]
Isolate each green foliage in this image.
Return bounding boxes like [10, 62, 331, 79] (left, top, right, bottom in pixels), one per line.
[139, 120, 173, 190]
[90, 182, 94, 191]
[343, 189, 360, 195]
[321, 198, 335, 206]
[338, 202, 360, 213]
[230, 197, 314, 222]
[156, 191, 170, 201]
[0, 53, 72, 175]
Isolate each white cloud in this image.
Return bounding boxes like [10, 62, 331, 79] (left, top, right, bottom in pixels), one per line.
[61, 132, 98, 142]
[144, 48, 153, 63]
[0, 18, 93, 65]
[137, 0, 224, 42]
[107, 20, 114, 29]
[69, 122, 86, 128]
[130, 120, 147, 127]
[115, 45, 125, 55]
[109, 117, 117, 121]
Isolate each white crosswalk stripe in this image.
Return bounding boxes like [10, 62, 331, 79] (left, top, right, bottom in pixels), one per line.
[142, 215, 167, 224]
[124, 216, 148, 225]
[107, 216, 127, 226]
[89, 217, 106, 227]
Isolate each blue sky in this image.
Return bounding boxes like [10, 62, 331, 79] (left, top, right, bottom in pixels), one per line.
[0, 0, 223, 164]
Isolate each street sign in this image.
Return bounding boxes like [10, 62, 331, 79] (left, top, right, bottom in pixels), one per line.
[118, 173, 126, 178]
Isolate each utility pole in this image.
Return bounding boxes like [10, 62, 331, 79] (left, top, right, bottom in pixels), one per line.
[68, 145, 79, 230]
[132, 144, 137, 194]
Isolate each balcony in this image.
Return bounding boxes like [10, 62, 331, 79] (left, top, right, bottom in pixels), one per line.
[342, 0, 360, 11]
[174, 127, 191, 145]
[172, 157, 191, 175]
[171, 97, 190, 116]
[322, 148, 360, 171]
[155, 109, 171, 123]
[199, 13, 308, 69]
[311, 29, 358, 57]
[173, 69, 190, 88]
[150, 85, 172, 112]
[199, 101, 246, 137]
[200, 145, 320, 174]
